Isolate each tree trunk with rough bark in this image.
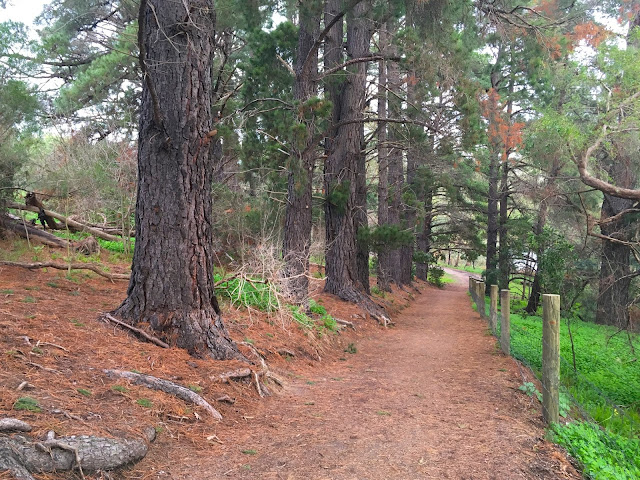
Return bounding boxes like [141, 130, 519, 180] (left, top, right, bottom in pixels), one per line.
[282, 4, 321, 304]
[416, 186, 433, 281]
[376, 22, 391, 292]
[400, 71, 419, 286]
[324, 0, 387, 322]
[386, 40, 404, 287]
[498, 159, 510, 289]
[596, 193, 635, 326]
[113, 0, 243, 361]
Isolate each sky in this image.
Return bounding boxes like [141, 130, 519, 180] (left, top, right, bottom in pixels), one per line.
[0, 0, 48, 25]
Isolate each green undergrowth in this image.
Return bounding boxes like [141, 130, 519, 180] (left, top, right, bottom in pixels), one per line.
[289, 299, 338, 334]
[214, 274, 278, 312]
[551, 421, 640, 480]
[487, 304, 640, 478]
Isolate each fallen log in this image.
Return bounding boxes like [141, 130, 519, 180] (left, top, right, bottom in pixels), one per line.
[103, 369, 223, 420]
[8, 202, 125, 243]
[0, 260, 130, 281]
[0, 215, 71, 248]
[0, 426, 155, 479]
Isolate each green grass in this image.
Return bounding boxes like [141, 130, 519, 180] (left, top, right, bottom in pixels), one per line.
[214, 274, 278, 312]
[487, 303, 640, 478]
[438, 262, 484, 275]
[13, 397, 41, 412]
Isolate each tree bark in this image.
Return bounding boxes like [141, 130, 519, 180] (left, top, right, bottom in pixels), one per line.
[594, 15, 640, 327]
[324, 0, 388, 322]
[0, 428, 154, 476]
[498, 154, 509, 289]
[386, 36, 404, 287]
[416, 186, 433, 281]
[376, 22, 391, 292]
[400, 69, 419, 286]
[596, 193, 635, 326]
[282, 3, 321, 304]
[112, 0, 243, 361]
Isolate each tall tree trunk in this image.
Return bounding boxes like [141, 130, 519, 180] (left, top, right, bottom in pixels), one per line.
[376, 22, 391, 292]
[416, 185, 433, 281]
[486, 150, 499, 289]
[596, 193, 635, 326]
[526, 159, 562, 314]
[498, 155, 509, 289]
[596, 13, 640, 327]
[113, 0, 243, 361]
[386, 37, 404, 286]
[282, 4, 321, 304]
[324, 0, 387, 321]
[400, 70, 419, 285]
[525, 198, 549, 315]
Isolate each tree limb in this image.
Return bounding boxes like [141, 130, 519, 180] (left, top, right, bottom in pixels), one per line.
[8, 202, 126, 242]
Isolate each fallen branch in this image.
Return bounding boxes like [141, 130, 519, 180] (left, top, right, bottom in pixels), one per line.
[1, 214, 71, 248]
[103, 369, 223, 420]
[8, 202, 126, 242]
[0, 260, 130, 281]
[36, 340, 69, 352]
[100, 313, 169, 348]
[334, 318, 355, 329]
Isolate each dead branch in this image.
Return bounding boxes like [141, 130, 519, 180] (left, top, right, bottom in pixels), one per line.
[100, 313, 170, 349]
[1, 215, 71, 248]
[35, 340, 69, 352]
[103, 369, 223, 420]
[7, 202, 126, 242]
[0, 260, 130, 281]
[334, 318, 355, 329]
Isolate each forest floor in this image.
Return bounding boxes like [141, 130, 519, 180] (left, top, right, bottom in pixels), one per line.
[0, 242, 580, 479]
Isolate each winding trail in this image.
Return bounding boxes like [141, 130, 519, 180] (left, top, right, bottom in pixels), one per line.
[172, 269, 578, 479]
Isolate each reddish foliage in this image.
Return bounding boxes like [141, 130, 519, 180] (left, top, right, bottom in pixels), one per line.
[480, 89, 524, 158]
[570, 22, 609, 48]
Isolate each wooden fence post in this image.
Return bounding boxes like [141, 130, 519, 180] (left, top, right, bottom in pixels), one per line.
[470, 278, 478, 306]
[476, 281, 486, 319]
[489, 285, 498, 333]
[500, 289, 510, 355]
[542, 294, 560, 424]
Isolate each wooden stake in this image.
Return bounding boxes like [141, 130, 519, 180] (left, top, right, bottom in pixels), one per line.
[542, 294, 560, 424]
[500, 289, 510, 355]
[489, 285, 498, 334]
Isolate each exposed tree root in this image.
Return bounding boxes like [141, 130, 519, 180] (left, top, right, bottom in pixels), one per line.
[100, 313, 169, 348]
[0, 419, 155, 479]
[103, 369, 223, 420]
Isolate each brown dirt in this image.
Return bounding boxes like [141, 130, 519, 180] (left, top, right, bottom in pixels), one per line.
[0, 243, 580, 480]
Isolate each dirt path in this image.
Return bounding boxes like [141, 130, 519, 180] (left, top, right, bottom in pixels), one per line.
[165, 269, 579, 479]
